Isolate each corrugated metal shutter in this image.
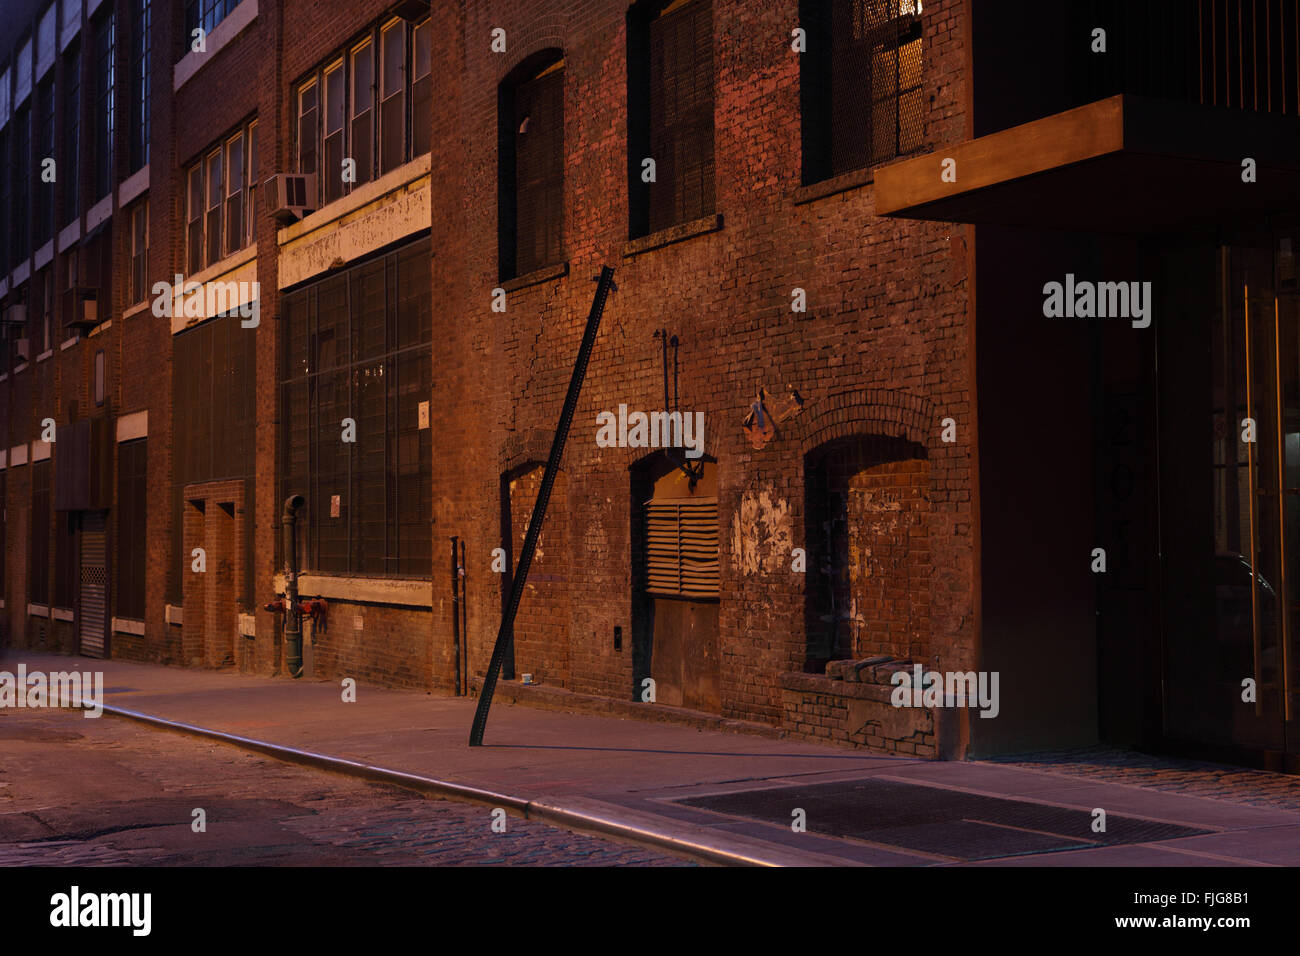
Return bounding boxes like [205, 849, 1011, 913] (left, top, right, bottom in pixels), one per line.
[79, 511, 107, 659]
[644, 497, 719, 597]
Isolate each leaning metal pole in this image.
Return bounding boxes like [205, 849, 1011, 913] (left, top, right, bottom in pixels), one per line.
[469, 266, 616, 746]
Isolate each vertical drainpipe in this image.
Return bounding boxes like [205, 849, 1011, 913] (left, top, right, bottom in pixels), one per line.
[282, 495, 306, 678]
[451, 535, 462, 696]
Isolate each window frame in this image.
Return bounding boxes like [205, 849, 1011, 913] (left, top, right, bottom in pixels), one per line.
[293, 16, 431, 210]
[627, 0, 716, 239]
[183, 118, 257, 274]
[129, 199, 149, 304]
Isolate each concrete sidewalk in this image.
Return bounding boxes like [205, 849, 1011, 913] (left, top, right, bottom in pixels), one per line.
[7, 651, 1300, 866]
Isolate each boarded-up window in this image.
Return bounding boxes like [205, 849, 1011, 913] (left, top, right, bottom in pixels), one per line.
[116, 438, 146, 618]
[169, 312, 256, 603]
[55, 511, 77, 609]
[630, 0, 714, 237]
[31, 459, 52, 605]
[279, 237, 432, 577]
[644, 496, 719, 597]
[800, 0, 924, 185]
[499, 54, 564, 280]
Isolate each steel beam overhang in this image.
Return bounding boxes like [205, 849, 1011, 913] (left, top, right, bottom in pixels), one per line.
[875, 94, 1300, 234]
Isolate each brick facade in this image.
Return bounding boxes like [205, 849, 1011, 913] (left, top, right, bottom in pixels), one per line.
[0, 0, 979, 759]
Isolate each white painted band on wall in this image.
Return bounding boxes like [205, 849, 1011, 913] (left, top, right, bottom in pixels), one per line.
[112, 617, 146, 636]
[27, 604, 50, 618]
[32, 442, 52, 462]
[52, 607, 75, 622]
[10, 445, 28, 467]
[165, 604, 184, 626]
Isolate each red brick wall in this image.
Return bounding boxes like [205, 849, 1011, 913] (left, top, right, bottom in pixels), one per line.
[504, 463, 572, 688]
[421, 0, 975, 732]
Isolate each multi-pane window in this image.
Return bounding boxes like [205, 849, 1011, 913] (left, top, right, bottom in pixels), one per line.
[129, 200, 148, 303]
[116, 438, 147, 619]
[35, 78, 55, 248]
[62, 39, 80, 224]
[411, 19, 431, 156]
[31, 459, 52, 606]
[184, 119, 256, 272]
[379, 20, 405, 174]
[35, 267, 53, 353]
[184, 0, 239, 45]
[91, 8, 114, 201]
[0, 127, 10, 274]
[295, 15, 431, 210]
[350, 39, 374, 186]
[629, 0, 715, 238]
[280, 238, 432, 577]
[12, 105, 31, 263]
[499, 55, 564, 280]
[129, 0, 149, 172]
[800, 0, 924, 185]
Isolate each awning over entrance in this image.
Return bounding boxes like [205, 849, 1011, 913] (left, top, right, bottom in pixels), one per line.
[875, 95, 1300, 234]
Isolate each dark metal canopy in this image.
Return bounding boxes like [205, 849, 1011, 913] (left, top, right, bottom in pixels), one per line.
[875, 95, 1300, 234]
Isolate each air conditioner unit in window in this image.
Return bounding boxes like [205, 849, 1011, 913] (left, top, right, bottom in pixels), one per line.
[268, 173, 317, 224]
[64, 288, 101, 331]
[13, 338, 30, 362]
[1, 302, 27, 331]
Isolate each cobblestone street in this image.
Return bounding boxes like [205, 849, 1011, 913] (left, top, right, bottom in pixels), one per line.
[0, 708, 690, 866]
[990, 748, 1300, 813]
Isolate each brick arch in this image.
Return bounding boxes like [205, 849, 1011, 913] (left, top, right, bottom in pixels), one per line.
[499, 428, 555, 475]
[491, 30, 567, 87]
[791, 388, 937, 457]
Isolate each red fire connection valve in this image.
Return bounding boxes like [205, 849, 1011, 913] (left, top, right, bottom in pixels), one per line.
[264, 598, 328, 622]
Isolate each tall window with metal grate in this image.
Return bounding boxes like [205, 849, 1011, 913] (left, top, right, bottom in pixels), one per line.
[498, 53, 564, 281]
[628, 0, 714, 238]
[279, 238, 433, 577]
[800, 0, 924, 186]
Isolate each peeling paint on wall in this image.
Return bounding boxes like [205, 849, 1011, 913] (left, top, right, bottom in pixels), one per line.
[731, 484, 793, 576]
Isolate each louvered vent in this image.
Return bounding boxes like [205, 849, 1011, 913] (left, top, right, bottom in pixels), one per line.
[644, 497, 719, 597]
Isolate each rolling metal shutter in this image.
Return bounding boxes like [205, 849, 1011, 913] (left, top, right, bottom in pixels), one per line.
[644, 497, 719, 597]
[79, 511, 108, 659]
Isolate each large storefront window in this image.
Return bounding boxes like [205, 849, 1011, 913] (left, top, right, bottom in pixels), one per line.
[280, 238, 432, 577]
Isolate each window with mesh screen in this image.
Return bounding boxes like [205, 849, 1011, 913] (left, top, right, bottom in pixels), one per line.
[279, 237, 432, 577]
[800, 0, 924, 185]
[499, 53, 564, 281]
[629, 0, 715, 238]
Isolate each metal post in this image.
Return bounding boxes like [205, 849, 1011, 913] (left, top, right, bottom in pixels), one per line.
[469, 266, 616, 746]
[282, 495, 306, 679]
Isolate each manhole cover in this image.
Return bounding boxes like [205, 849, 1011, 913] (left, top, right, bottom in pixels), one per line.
[679, 778, 1210, 861]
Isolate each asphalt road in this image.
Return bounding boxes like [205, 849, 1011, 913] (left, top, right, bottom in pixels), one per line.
[0, 707, 692, 866]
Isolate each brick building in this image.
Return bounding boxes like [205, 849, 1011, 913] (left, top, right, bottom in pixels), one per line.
[1, 0, 1298, 769]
